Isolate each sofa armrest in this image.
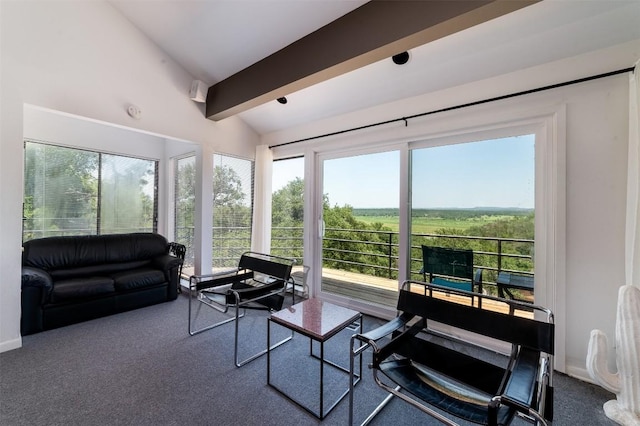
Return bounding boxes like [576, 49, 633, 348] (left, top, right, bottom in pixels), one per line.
[21, 267, 53, 335]
[22, 266, 53, 295]
[153, 254, 183, 273]
[153, 254, 184, 300]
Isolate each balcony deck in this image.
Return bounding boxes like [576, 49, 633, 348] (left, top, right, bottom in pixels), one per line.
[316, 268, 533, 317]
[182, 265, 533, 317]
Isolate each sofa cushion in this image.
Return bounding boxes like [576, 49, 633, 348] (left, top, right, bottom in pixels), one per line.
[112, 268, 165, 291]
[52, 277, 115, 302]
[50, 260, 151, 281]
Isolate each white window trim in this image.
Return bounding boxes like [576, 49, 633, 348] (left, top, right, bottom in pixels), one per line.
[272, 100, 567, 372]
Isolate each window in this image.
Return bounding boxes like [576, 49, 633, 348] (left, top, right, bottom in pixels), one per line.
[311, 135, 536, 310]
[174, 155, 196, 271]
[320, 150, 400, 307]
[100, 153, 158, 234]
[212, 154, 254, 268]
[271, 157, 304, 263]
[23, 141, 157, 241]
[410, 135, 535, 299]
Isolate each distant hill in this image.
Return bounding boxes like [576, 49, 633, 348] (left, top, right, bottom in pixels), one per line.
[353, 207, 534, 219]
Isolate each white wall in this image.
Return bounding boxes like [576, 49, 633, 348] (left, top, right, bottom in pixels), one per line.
[264, 45, 637, 381]
[0, 1, 258, 352]
[24, 106, 181, 159]
[23, 105, 199, 236]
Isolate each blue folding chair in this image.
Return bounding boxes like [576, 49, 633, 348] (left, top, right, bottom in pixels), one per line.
[421, 245, 483, 307]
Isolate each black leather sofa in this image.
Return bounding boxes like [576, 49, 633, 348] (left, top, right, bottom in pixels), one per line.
[21, 233, 184, 335]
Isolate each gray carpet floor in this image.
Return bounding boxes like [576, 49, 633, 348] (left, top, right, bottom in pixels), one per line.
[1, 292, 616, 425]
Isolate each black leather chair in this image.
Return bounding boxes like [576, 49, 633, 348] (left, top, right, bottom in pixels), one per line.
[350, 280, 554, 426]
[188, 252, 295, 367]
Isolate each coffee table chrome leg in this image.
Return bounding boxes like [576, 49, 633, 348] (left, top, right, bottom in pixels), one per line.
[268, 301, 363, 420]
[320, 340, 324, 419]
[267, 318, 271, 385]
[349, 314, 365, 426]
[349, 334, 356, 426]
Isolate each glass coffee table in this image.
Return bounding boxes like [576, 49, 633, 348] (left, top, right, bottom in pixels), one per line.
[267, 298, 363, 419]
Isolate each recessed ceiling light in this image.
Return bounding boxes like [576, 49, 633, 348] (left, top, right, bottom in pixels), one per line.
[277, 97, 288, 104]
[392, 51, 410, 65]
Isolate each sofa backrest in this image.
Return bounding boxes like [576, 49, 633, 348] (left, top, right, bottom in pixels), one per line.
[22, 233, 168, 272]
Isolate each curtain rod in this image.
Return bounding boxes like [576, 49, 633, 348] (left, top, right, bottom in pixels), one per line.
[269, 66, 635, 149]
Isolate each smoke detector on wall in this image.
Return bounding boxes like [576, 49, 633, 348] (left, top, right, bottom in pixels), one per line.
[127, 104, 142, 120]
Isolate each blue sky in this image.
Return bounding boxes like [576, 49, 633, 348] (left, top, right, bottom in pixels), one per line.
[273, 134, 535, 209]
[272, 156, 305, 192]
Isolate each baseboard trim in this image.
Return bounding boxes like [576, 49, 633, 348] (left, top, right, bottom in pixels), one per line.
[565, 364, 598, 385]
[0, 337, 22, 353]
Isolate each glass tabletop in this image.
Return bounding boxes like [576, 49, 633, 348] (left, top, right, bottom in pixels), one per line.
[270, 298, 361, 341]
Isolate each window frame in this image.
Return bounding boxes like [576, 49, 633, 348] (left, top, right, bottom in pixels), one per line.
[23, 139, 159, 242]
[270, 102, 566, 371]
[212, 153, 255, 268]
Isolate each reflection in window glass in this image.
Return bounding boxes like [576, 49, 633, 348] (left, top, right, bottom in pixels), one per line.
[212, 154, 254, 268]
[174, 156, 196, 269]
[23, 143, 98, 240]
[271, 157, 304, 263]
[23, 141, 158, 242]
[100, 154, 156, 234]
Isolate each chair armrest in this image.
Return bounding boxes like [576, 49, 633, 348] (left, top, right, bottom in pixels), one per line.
[474, 268, 483, 294]
[357, 312, 415, 343]
[474, 268, 483, 284]
[500, 347, 540, 413]
[193, 269, 253, 292]
[373, 319, 426, 366]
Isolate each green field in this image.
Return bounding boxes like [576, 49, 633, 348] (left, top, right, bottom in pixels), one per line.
[355, 215, 515, 234]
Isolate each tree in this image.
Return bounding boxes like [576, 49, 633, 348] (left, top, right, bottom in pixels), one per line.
[212, 163, 252, 266]
[100, 155, 155, 233]
[271, 178, 397, 276]
[271, 178, 305, 260]
[23, 142, 159, 241]
[322, 202, 396, 277]
[174, 158, 196, 265]
[23, 143, 98, 239]
[213, 164, 244, 207]
[413, 213, 535, 288]
[176, 159, 196, 228]
[272, 177, 304, 226]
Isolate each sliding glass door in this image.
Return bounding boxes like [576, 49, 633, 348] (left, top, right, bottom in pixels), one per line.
[410, 135, 535, 310]
[320, 150, 400, 307]
[312, 134, 535, 312]
[271, 157, 305, 263]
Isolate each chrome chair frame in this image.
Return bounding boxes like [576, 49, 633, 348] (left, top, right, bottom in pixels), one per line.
[188, 251, 296, 367]
[350, 280, 554, 426]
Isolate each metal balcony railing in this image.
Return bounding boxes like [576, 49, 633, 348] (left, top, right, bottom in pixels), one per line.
[176, 225, 534, 294]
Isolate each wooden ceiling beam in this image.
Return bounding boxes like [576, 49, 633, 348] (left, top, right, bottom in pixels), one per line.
[206, 0, 539, 121]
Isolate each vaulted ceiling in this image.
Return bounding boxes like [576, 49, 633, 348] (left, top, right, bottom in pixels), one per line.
[110, 0, 640, 135]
